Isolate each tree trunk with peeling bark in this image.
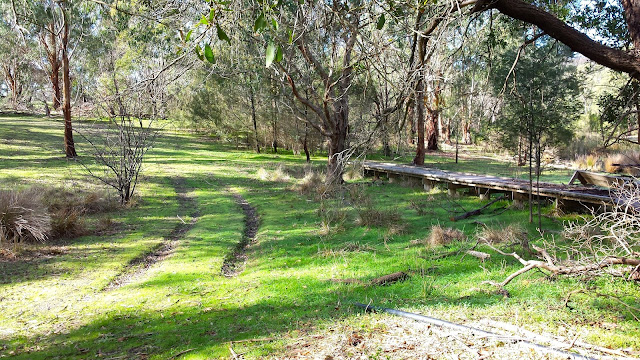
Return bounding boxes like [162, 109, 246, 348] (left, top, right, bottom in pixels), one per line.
[60, 3, 76, 158]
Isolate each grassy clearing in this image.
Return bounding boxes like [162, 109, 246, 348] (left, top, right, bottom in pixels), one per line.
[1, 115, 639, 359]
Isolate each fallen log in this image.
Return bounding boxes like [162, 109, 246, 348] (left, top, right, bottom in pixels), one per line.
[451, 195, 508, 221]
[369, 271, 408, 286]
[465, 250, 491, 261]
[330, 271, 409, 286]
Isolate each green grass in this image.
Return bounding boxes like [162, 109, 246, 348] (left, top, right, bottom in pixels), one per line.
[1, 114, 639, 359]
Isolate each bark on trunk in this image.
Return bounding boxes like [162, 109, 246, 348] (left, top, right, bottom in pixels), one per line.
[47, 22, 61, 110]
[303, 123, 310, 163]
[413, 83, 426, 165]
[426, 106, 439, 151]
[61, 4, 76, 158]
[462, 121, 471, 144]
[250, 86, 260, 153]
[620, 0, 640, 54]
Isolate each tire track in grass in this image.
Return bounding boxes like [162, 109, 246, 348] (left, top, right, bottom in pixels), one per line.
[221, 192, 259, 277]
[103, 177, 198, 291]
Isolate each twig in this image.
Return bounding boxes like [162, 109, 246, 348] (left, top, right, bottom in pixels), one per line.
[169, 348, 194, 359]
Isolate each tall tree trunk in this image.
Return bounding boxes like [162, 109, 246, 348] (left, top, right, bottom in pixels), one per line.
[271, 97, 278, 153]
[413, 83, 426, 165]
[462, 121, 471, 144]
[425, 106, 439, 150]
[3, 65, 18, 110]
[47, 22, 61, 110]
[250, 85, 260, 153]
[303, 124, 310, 163]
[408, 104, 416, 145]
[61, 4, 76, 158]
[620, 0, 640, 54]
[327, 117, 347, 185]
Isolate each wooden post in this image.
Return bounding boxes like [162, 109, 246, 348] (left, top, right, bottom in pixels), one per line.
[405, 176, 422, 188]
[423, 179, 435, 191]
[448, 183, 459, 197]
[388, 173, 400, 183]
[479, 188, 491, 200]
[513, 191, 528, 207]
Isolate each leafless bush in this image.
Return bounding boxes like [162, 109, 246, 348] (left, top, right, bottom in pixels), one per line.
[484, 182, 640, 288]
[561, 181, 640, 266]
[79, 116, 156, 204]
[0, 189, 50, 244]
[427, 225, 466, 247]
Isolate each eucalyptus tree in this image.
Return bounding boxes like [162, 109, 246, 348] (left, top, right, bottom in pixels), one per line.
[5, 0, 99, 157]
[0, 22, 34, 110]
[255, 0, 383, 184]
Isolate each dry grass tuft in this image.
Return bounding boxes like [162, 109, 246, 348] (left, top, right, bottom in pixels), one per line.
[356, 207, 403, 228]
[316, 202, 348, 235]
[426, 225, 466, 247]
[294, 171, 325, 194]
[50, 207, 88, 239]
[256, 165, 291, 182]
[477, 224, 528, 245]
[604, 151, 640, 175]
[0, 188, 51, 244]
[343, 165, 364, 181]
[573, 154, 603, 171]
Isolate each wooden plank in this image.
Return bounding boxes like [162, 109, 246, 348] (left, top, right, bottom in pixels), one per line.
[576, 171, 626, 188]
[362, 161, 615, 207]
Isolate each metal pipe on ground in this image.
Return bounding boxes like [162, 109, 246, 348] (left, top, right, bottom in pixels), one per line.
[353, 302, 598, 360]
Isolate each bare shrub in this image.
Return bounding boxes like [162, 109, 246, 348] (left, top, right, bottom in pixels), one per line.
[348, 184, 371, 208]
[562, 181, 640, 266]
[0, 189, 50, 244]
[478, 225, 528, 245]
[604, 151, 640, 175]
[79, 116, 156, 204]
[427, 225, 466, 247]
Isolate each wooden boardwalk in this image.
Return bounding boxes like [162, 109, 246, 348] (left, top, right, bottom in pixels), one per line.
[363, 161, 616, 210]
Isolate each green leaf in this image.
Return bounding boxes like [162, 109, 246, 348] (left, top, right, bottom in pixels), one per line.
[265, 42, 276, 67]
[204, 44, 215, 63]
[216, 24, 230, 44]
[275, 45, 283, 62]
[254, 13, 268, 33]
[288, 29, 293, 44]
[200, 15, 209, 26]
[376, 14, 385, 30]
[185, 29, 193, 42]
[271, 18, 279, 31]
[195, 45, 204, 61]
[209, 8, 216, 23]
